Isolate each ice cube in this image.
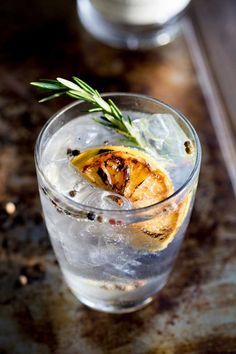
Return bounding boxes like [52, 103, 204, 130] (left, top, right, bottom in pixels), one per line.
[133, 113, 195, 190]
[133, 113, 189, 157]
[44, 159, 78, 193]
[44, 162, 59, 187]
[72, 115, 120, 149]
[74, 176, 132, 210]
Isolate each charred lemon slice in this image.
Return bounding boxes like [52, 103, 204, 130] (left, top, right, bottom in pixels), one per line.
[131, 194, 191, 251]
[71, 146, 191, 251]
[71, 146, 173, 208]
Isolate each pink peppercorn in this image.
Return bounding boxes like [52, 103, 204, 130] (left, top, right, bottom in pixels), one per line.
[109, 219, 116, 225]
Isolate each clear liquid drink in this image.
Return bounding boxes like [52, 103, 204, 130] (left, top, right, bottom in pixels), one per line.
[35, 94, 201, 313]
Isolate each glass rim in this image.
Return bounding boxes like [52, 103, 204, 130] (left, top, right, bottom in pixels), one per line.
[35, 92, 201, 216]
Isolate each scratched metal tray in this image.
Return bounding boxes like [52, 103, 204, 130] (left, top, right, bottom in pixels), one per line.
[0, 3, 236, 352]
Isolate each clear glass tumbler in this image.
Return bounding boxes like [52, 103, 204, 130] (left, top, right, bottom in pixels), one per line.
[35, 94, 201, 313]
[77, 0, 192, 49]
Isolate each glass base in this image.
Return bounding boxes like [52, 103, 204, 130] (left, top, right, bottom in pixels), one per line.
[78, 294, 154, 314]
[77, 0, 181, 50]
[63, 268, 170, 314]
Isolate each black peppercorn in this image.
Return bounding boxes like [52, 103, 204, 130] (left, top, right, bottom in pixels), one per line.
[69, 190, 76, 197]
[72, 149, 80, 157]
[184, 141, 193, 155]
[87, 212, 96, 221]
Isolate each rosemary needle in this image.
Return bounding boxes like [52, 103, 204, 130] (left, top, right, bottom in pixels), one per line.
[31, 76, 142, 149]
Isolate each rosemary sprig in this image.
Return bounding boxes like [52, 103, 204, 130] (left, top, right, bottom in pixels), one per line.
[30, 76, 142, 148]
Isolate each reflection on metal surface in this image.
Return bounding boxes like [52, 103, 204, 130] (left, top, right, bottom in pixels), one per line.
[183, 18, 236, 197]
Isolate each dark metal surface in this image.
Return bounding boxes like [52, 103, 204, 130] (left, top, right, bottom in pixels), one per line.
[191, 0, 236, 135]
[0, 1, 236, 353]
[189, 0, 236, 196]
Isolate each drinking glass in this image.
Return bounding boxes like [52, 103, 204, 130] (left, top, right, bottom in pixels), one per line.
[77, 0, 192, 49]
[35, 94, 201, 313]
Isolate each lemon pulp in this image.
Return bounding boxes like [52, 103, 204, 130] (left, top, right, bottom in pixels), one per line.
[71, 146, 190, 251]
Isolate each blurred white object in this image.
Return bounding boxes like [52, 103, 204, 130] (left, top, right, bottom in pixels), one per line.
[91, 0, 191, 25]
[77, 0, 191, 49]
